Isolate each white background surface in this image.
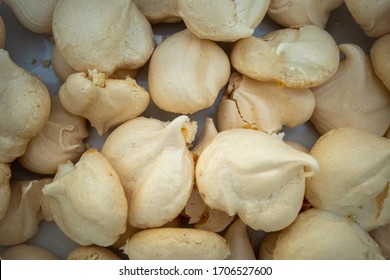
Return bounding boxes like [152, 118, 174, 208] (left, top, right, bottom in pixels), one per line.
[0, 3, 375, 259]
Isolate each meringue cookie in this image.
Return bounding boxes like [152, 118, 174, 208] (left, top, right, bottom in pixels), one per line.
[59, 69, 150, 136]
[306, 128, 390, 231]
[217, 72, 315, 133]
[267, 0, 343, 28]
[42, 150, 128, 246]
[135, 0, 181, 24]
[52, 0, 154, 75]
[273, 208, 384, 260]
[148, 29, 230, 114]
[230, 25, 339, 88]
[0, 163, 11, 220]
[0, 178, 52, 246]
[311, 44, 390, 136]
[102, 116, 197, 228]
[0, 49, 51, 163]
[121, 228, 230, 260]
[196, 128, 319, 232]
[177, 0, 270, 42]
[19, 96, 89, 175]
[345, 0, 390, 38]
[370, 34, 390, 91]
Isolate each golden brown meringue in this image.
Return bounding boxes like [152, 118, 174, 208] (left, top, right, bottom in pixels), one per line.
[230, 25, 339, 88]
[196, 128, 319, 232]
[217, 72, 315, 133]
[59, 69, 150, 136]
[148, 29, 230, 114]
[102, 116, 197, 228]
[52, 0, 154, 75]
[42, 150, 128, 246]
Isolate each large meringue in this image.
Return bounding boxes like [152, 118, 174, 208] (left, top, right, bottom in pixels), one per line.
[102, 116, 197, 228]
[52, 0, 154, 75]
[230, 25, 339, 88]
[42, 150, 128, 246]
[306, 127, 390, 231]
[196, 128, 319, 232]
[148, 29, 230, 114]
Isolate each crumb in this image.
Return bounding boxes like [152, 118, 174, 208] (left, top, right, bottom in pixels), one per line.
[41, 59, 51, 67]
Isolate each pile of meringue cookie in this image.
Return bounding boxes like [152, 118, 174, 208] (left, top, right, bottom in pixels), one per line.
[0, 0, 389, 260]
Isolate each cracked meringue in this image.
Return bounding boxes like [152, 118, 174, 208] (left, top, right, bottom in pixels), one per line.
[52, 0, 154, 75]
[306, 127, 390, 231]
[311, 44, 390, 136]
[59, 69, 150, 136]
[42, 149, 128, 246]
[177, 0, 270, 42]
[19, 95, 89, 175]
[217, 72, 315, 133]
[231, 25, 339, 88]
[196, 128, 319, 232]
[102, 115, 197, 228]
[148, 29, 230, 114]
